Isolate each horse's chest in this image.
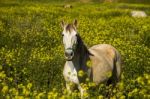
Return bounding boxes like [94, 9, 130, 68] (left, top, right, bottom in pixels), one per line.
[63, 62, 79, 84]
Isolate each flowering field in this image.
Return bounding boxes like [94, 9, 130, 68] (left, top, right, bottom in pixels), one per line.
[0, 1, 150, 98]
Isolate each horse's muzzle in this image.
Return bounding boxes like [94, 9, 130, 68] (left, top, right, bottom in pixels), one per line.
[65, 49, 74, 61]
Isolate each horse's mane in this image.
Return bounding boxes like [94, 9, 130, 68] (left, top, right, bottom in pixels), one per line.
[76, 34, 92, 76]
[76, 34, 92, 57]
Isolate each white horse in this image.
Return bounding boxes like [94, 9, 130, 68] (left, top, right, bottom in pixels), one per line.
[61, 20, 121, 98]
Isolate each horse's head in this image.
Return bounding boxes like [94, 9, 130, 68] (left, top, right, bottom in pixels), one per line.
[60, 19, 78, 61]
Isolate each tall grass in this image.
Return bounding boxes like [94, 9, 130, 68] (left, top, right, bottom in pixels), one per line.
[0, 1, 150, 98]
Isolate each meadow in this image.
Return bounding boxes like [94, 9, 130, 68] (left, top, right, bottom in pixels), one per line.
[0, 0, 150, 98]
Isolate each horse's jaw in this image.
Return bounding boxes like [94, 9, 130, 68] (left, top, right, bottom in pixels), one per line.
[65, 57, 73, 61]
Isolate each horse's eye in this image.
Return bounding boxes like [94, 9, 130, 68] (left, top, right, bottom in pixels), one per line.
[62, 34, 64, 36]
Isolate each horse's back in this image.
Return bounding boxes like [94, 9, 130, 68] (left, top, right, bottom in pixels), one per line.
[88, 44, 121, 85]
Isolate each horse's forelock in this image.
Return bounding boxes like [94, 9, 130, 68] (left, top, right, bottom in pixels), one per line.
[66, 24, 76, 33]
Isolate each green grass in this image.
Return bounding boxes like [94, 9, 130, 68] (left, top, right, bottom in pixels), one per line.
[0, 1, 150, 98]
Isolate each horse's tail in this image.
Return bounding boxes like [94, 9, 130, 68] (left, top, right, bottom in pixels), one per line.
[105, 50, 122, 98]
[114, 50, 122, 82]
[106, 50, 122, 86]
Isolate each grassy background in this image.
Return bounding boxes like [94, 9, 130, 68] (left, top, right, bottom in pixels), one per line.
[0, 0, 150, 98]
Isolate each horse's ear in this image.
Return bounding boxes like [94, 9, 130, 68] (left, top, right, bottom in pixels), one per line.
[60, 20, 65, 29]
[73, 19, 77, 28]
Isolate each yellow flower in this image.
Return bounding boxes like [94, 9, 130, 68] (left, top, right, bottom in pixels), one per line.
[6, 95, 10, 99]
[120, 95, 125, 99]
[118, 82, 124, 90]
[110, 96, 116, 99]
[132, 88, 138, 93]
[9, 88, 18, 95]
[23, 88, 30, 96]
[88, 82, 96, 87]
[136, 77, 143, 83]
[0, 71, 6, 78]
[60, 96, 66, 99]
[8, 77, 13, 82]
[83, 92, 89, 98]
[18, 84, 24, 88]
[86, 60, 92, 67]
[78, 70, 85, 77]
[47, 92, 53, 99]
[33, 91, 38, 96]
[105, 71, 112, 78]
[148, 80, 150, 85]
[36, 92, 44, 99]
[144, 74, 149, 79]
[139, 89, 146, 95]
[14, 96, 24, 99]
[128, 92, 132, 97]
[53, 93, 58, 98]
[85, 78, 90, 82]
[27, 83, 32, 89]
[98, 95, 104, 99]
[2, 85, 8, 94]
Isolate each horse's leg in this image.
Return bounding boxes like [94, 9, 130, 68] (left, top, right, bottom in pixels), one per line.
[78, 85, 83, 98]
[78, 84, 89, 99]
[66, 82, 72, 94]
[78, 85, 84, 99]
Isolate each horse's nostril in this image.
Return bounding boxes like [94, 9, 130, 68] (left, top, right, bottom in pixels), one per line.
[65, 52, 69, 57]
[70, 52, 73, 56]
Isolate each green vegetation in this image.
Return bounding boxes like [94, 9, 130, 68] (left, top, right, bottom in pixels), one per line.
[0, 0, 150, 98]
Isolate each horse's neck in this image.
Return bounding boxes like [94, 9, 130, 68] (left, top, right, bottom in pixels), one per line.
[73, 44, 89, 71]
